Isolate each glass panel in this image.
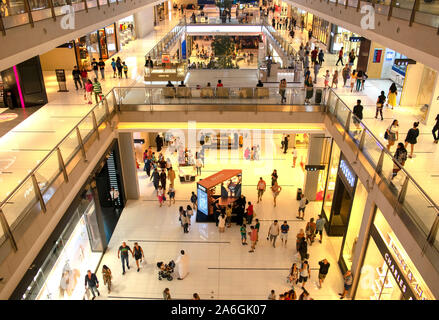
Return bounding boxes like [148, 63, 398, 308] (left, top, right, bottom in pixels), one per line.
[29, 0, 48, 10]
[341, 180, 367, 270]
[402, 179, 437, 237]
[327, 91, 338, 114]
[355, 237, 402, 300]
[2, 0, 26, 16]
[59, 130, 80, 166]
[380, 152, 398, 191]
[93, 100, 107, 125]
[335, 102, 350, 126]
[35, 151, 60, 196]
[2, 178, 37, 229]
[77, 114, 94, 143]
[322, 142, 340, 220]
[362, 130, 382, 168]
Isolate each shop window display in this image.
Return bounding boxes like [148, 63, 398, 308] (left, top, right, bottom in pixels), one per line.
[322, 141, 340, 220]
[356, 208, 435, 300]
[340, 180, 367, 270]
[105, 24, 117, 58]
[21, 189, 103, 300]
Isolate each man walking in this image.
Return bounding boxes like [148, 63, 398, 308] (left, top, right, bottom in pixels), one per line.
[336, 47, 344, 66]
[297, 193, 308, 220]
[98, 58, 105, 80]
[339, 270, 353, 299]
[318, 259, 330, 289]
[315, 215, 325, 243]
[72, 66, 82, 90]
[256, 177, 266, 203]
[267, 220, 280, 248]
[283, 135, 289, 154]
[245, 201, 254, 224]
[91, 58, 99, 79]
[118, 241, 133, 275]
[248, 225, 258, 253]
[84, 270, 100, 300]
[280, 220, 290, 247]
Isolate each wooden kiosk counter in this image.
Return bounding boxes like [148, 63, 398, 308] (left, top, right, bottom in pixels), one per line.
[196, 169, 242, 222]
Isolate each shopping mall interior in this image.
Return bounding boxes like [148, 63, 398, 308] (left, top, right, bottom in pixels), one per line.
[0, 0, 439, 303]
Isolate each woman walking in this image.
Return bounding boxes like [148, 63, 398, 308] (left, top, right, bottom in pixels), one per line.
[102, 265, 112, 293]
[391, 142, 408, 180]
[186, 205, 194, 225]
[279, 79, 287, 103]
[133, 242, 145, 272]
[288, 263, 299, 285]
[350, 70, 356, 93]
[355, 70, 363, 91]
[304, 75, 314, 104]
[271, 169, 278, 186]
[271, 181, 282, 207]
[296, 228, 305, 252]
[404, 122, 419, 158]
[387, 82, 398, 109]
[385, 119, 399, 151]
[297, 261, 310, 289]
[181, 212, 189, 233]
[331, 70, 339, 89]
[167, 186, 176, 206]
[375, 91, 386, 121]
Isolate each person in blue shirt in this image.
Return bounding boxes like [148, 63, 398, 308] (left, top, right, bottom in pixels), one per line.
[280, 221, 290, 247]
[111, 58, 117, 78]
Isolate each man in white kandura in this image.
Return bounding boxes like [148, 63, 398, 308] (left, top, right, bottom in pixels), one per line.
[176, 250, 189, 280]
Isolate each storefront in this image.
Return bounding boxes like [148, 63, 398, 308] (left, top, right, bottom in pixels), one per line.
[380, 49, 408, 87]
[355, 208, 435, 300]
[321, 152, 357, 237]
[321, 140, 340, 224]
[328, 24, 362, 57]
[118, 16, 136, 48]
[74, 23, 119, 70]
[311, 16, 329, 46]
[11, 140, 126, 300]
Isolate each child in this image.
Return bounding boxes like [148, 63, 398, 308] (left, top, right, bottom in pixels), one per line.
[240, 224, 248, 245]
[323, 70, 330, 89]
[111, 58, 117, 78]
[167, 186, 176, 207]
[123, 62, 128, 79]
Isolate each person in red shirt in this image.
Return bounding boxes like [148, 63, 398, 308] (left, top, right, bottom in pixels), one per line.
[336, 47, 344, 66]
[311, 47, 318, 65]
[248, 226, 258, 253]
[245, 201, 254, 224]
[256, 177, 266, 203]
[216, 80, 223, 87]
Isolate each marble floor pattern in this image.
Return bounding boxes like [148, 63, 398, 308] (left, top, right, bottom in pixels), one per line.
[96, 135, 346, 300]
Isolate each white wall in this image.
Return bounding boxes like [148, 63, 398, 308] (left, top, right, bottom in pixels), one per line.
[134, 5, 155, 39]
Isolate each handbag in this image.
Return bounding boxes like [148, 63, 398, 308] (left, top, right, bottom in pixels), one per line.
[384, 128, 389, 140]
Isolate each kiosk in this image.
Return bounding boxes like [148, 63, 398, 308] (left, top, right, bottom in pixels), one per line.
[196, 169, 242, 222]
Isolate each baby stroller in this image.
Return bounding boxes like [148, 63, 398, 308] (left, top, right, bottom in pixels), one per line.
[157, 260, 175, 281]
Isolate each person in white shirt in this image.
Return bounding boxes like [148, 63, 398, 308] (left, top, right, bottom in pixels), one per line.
[297, 193, 308, 220]
[291, 147, 298, 168]
[267, 220, 280, 248]
[195, 152, 203, 176]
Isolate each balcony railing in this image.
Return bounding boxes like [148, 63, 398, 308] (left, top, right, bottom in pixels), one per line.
[0, 89, 116, 253]
[326, 89, 439, 260]
[0, 85, 438, 279]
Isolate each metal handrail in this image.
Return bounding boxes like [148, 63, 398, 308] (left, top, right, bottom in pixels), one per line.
[329, 88, 439, 213]
[0, 90, 114, 207]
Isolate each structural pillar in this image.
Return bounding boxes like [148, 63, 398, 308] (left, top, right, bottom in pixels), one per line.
[118, 132, 140, 200]
[303, 133, 325, 200]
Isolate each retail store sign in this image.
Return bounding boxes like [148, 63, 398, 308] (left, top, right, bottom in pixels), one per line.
[371, 225, 417, 300]
[339, 160, 355, 188]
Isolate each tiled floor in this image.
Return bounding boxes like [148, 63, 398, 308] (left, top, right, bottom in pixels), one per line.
[96, 134, 345, 300]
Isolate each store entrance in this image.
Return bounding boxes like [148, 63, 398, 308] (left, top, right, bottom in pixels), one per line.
[328, 178, 353, 236]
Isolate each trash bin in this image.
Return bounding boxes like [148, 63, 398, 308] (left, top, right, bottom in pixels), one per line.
[296, 188, 302, 200]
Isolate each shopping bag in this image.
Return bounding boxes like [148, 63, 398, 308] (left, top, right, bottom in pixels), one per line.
[83, 288, 91, 300]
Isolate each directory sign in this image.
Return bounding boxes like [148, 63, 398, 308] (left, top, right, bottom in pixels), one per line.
[197, 184, 208, 215]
